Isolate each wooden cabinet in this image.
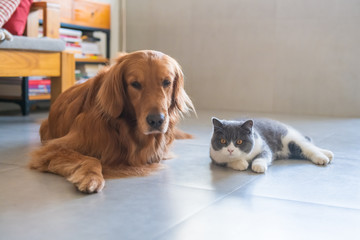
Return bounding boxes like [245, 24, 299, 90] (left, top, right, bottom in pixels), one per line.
[35, 0, 110, 29]
[73, 0, 110, 29]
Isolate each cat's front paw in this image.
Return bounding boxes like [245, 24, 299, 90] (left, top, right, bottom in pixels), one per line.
[319, 149, 334, 162]
[228, 160, 249, 171]
[251, 158, 269, 173]
[311, 154, 331, 165]
[252, 163, 267, 173]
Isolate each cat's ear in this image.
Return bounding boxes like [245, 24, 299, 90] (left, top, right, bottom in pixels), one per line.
[241, 120, 254, 134]
[212, 117, 223, 127]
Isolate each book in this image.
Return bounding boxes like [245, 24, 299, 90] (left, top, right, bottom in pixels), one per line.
[81, 42, 101, 55]
[59, 28, 82, 38]
[28, 77, 51, 96]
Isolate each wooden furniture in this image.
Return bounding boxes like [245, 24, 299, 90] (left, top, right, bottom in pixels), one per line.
[36, 0, 111, 84]
[27, 2, 61, 39]
[0, 2, 75, 115]
[35, 0, 110, 29]
[35, 0, 111, 59]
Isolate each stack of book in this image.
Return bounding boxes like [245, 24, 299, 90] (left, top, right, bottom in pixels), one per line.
[55, 28, 105, 59]
[81, 32, 102, 59]
[28, 77, 51, 96]
[59, 28, 83, 58]
[76, 64, 105, 84]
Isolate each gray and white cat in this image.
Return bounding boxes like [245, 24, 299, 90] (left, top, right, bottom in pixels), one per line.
[210, 117, 334, 173]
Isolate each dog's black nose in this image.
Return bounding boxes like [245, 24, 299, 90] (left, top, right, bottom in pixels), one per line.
[146, 113, 165, 130]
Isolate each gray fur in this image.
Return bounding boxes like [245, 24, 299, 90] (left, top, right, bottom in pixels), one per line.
[248, 118, 288, 154]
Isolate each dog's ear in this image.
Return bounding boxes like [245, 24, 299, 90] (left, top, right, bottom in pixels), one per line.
[96, 55, 127, 118]
[171, 60, 195, 116]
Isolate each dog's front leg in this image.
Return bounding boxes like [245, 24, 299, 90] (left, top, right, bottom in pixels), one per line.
[29, 138, 105, 193]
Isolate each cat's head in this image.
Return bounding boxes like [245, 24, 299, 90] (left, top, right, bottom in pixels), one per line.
[210, 117, 255, 164]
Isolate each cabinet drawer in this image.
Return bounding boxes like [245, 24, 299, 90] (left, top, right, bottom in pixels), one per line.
[73, 0, 110, 29]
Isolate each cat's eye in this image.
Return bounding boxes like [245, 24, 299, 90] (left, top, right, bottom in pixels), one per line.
[236, 139, 243, 145]
[220, 139, 227, 144]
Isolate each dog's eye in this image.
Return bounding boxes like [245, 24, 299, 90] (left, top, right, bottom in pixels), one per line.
[131, 81, 142, 90]
[162, 79, 171, 88]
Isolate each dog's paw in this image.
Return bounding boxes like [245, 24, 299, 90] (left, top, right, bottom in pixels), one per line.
[228, 160, 249, 171]
[69, 173, 105, 193]
[163, 151, 176, 160]
[78, 175, 105, 193]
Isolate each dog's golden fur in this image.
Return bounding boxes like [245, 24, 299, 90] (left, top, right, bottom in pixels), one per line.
[29, 50, 194, 193]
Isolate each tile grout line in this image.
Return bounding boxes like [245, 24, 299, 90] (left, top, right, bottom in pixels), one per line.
[249, 193, 360, 212]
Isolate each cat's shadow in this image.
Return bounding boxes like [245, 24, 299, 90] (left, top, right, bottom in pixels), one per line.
[208, 162, 258, 190]
[208, 159, 316, 191]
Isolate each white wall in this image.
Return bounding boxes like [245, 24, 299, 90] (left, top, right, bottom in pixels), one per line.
[126, 0, 360, 117]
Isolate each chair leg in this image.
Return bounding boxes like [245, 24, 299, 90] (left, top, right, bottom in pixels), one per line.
[50, 52, 75, 104]
[20, 102, 30, 116]
[21, 77, 30, 116]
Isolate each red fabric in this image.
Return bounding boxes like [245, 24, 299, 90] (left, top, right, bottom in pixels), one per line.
[0, 0, 20, 28]
[3, 0, 33, 36]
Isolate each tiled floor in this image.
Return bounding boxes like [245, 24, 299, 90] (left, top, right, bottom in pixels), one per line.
[0, 109, 359, 240]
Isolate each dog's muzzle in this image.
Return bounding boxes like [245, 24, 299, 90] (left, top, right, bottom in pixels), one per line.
[146, 113, 165, 132]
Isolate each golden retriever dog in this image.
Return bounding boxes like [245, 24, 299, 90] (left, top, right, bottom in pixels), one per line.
[29, 50, 194, 193]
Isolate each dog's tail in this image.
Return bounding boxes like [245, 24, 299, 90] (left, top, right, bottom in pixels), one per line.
[174, 127, 194, 139]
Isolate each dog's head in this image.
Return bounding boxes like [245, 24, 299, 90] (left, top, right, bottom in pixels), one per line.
[97, 50, 194, 135]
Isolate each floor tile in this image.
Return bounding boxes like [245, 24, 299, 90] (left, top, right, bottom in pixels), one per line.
[0, 109, 359, 240]
[156, 193, 360, 240]
[239, 157, 360, 209]
[0, 144, 39, 166]
[0, 163, 20, 173]
[0, 168, 222, 240]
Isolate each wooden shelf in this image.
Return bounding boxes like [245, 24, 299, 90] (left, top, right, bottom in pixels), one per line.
[75, 57, 109, 63]
[0, 96, 22, 100]
[0, 94, 51, 101]
[29, 94, 51, 101]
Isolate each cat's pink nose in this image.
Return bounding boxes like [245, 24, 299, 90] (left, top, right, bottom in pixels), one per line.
[228, 149, 234, 153]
